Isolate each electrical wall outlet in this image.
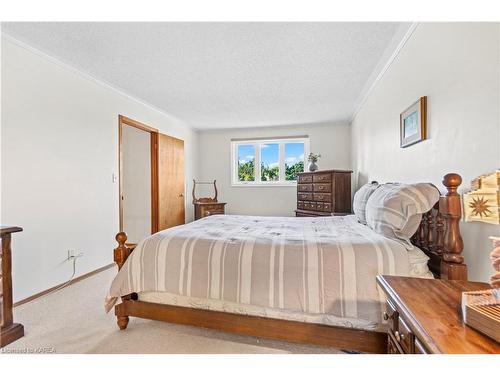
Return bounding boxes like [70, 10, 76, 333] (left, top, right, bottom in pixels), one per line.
[67, 250, 84, 261]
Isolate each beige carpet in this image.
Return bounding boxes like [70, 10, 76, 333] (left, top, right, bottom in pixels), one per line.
[5, 267, 342, 354]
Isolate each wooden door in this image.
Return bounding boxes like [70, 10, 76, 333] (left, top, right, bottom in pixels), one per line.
[158, 134, 185, 230]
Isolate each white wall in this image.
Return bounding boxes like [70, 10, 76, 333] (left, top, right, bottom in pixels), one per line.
[351, 23, 500, 282]
[1, 37, 199, 302]
[122, 125, 151, 244]
[198, 123, 351, 217]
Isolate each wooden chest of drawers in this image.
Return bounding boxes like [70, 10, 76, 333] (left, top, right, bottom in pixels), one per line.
[295, 170, 352, 217]
[377, 275, 500, 354]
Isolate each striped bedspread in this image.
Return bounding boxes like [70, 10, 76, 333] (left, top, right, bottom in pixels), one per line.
[105, 215, 412, 322]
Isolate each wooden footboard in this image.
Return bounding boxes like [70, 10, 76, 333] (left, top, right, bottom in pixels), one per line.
[115, 298, 387, 353]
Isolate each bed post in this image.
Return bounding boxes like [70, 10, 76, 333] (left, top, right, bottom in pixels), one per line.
[440, 173, 467, 280]
[114, 232, 131, 270]
[114, 232, 134, 330]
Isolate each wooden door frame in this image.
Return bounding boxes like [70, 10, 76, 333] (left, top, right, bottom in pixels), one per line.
[118, 115, 159, 235]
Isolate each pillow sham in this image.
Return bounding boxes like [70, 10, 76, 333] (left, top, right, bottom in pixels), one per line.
[365, 183, 440, 249]
[353, 181, 379, 224]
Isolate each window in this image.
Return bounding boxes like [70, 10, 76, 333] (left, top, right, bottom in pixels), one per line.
[261, 143, 279, 181]
[237, 144, 256, 182]
[284, 142, 305, 181]
[231, 137, 309, 186]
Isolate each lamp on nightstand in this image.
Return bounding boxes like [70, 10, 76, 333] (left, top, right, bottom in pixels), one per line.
[462, 170, 499, 343]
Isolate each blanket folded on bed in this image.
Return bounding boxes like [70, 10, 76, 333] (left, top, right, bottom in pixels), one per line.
[105, 215, 413, 322]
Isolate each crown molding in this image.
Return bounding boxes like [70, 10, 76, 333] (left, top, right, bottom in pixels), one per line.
[1, 32, 194, 130]
[2, 25, 419, 131]
[350, 22, 419, 124]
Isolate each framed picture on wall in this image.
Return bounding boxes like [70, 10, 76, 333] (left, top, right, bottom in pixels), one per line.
[400, 96, 427, 148]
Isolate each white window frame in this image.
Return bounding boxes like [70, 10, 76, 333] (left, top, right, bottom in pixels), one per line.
[231, 136, 310, 187]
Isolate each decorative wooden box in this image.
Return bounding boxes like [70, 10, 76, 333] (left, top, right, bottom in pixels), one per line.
[462, 289, 500, 343]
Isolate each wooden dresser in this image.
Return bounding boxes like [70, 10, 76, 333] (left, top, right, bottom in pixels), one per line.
[295, 169, 352, 217]
[377, 275, 500, 354]
[1, 226, 24, 348]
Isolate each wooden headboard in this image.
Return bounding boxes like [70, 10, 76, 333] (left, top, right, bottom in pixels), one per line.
[411, 173, 467, 280]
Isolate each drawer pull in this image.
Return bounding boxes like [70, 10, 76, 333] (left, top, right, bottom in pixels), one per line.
[394, 331, 405, 343]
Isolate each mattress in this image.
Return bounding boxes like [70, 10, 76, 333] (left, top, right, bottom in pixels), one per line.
[137, 243, 431, 331]
[106, 214, 432, 329]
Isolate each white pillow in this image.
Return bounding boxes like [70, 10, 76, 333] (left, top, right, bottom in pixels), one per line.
[353, 182, 379, 224]
[365, 183, 440, 249]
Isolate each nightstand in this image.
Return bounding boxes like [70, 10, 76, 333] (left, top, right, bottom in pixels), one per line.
[376, 275, 500, 354]
[194, 202, 226, 220]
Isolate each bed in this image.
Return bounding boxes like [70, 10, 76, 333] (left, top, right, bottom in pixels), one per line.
[106, 173, 468, 353]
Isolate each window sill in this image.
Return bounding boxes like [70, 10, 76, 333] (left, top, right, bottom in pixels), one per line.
[231, 182, 298, 188]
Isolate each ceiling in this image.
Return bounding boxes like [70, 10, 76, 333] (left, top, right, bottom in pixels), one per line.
[2, 22, 407, 130]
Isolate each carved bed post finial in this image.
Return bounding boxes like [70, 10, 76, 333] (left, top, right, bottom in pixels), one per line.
[114, 232, 130, 270]
[213, 180, 218, 202]
[116, 231, 127, 244]
[443, 173, 462, 196]
[440, 173, 467, 280]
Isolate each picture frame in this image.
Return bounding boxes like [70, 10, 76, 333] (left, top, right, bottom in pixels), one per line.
[400, 96, 427, 148]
